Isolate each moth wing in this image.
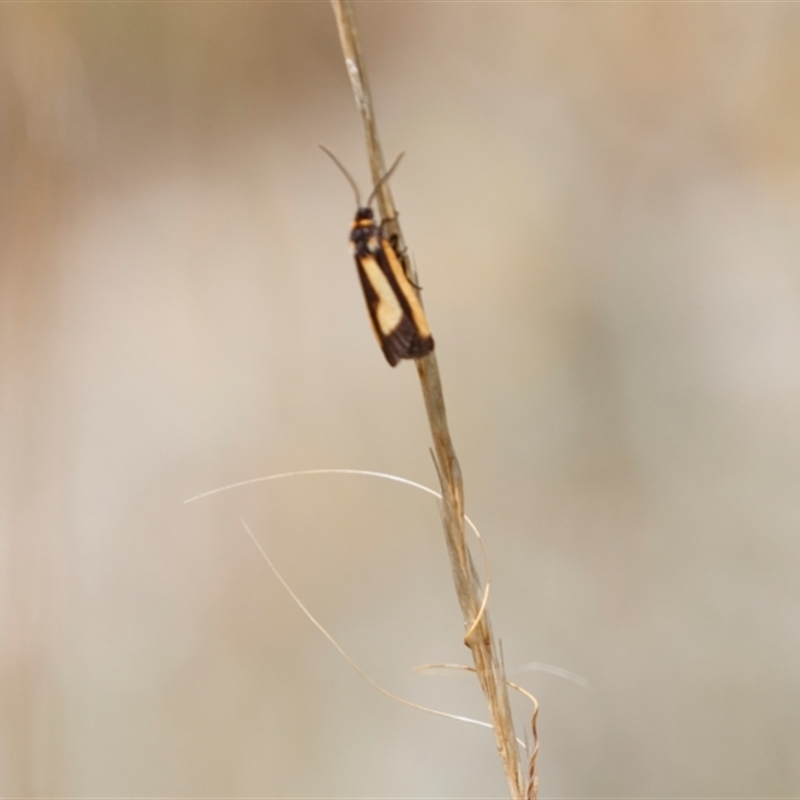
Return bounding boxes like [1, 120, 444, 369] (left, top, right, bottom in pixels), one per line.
[382, 242, 433, 342]
[355, 241, 434, 367]
[380, 314, 423, 367]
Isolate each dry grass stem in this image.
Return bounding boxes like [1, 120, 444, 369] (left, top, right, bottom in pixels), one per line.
[329, 2, 536, 797]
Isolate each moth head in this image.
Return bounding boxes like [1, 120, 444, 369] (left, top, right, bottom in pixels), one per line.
[353, 207, 375, 228]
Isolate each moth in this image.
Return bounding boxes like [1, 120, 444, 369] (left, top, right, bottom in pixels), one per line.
[321, 146, 434, 367]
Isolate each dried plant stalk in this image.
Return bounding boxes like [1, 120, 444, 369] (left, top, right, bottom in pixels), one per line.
[329, 3, 534, 798]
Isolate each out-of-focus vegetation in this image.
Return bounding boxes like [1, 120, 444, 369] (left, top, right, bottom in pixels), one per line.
[2, 4, 799, 796]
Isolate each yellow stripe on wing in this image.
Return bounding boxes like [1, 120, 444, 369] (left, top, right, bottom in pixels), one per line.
[382, 241, 432, 339]
[359, 254, 404, 335]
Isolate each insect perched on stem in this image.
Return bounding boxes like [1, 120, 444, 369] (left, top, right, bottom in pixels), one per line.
[321, 146, 434, 367]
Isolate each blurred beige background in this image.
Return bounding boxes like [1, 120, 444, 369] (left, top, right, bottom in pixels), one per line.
[2, 2, 800, 797]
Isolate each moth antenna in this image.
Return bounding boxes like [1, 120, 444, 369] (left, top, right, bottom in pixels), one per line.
[366, 152, 405, 208]
[320, 145, 362, 207]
